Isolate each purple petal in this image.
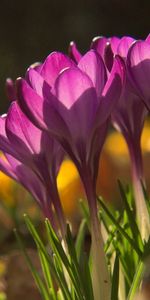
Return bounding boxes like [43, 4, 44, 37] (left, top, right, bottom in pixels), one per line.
[91, 36, 108, 59]
[40, 51, 75, 86]
[146, 34, 150, 44]
[0, 115, 18, 157]
[95, 55, 125, 126]
[17, 78, 71, 141]
[69, 41, 82, 63]
[54, 67, 95, 108]
[78, 50, 107, 97]
[109, 36, 120, 54]
[53, 67, 98, 143]
[0, 154, 17, 180]
[26, 67, 51, 97]
[9, 101, 43, 154]
[117, 36, 135, 58]
[41, 134, 64, 176]
[29, 62, 42, 72]
[127, 40, 150, 104]
[17, 78, 48, 130]
[6, 102, 34, 159]
[5, 153, 47, 206]
[112, 79, 147, 142]
[5, 78, 16, 102]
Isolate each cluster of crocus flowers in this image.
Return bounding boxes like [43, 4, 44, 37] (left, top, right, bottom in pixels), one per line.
[16, 50, 124, 300]
[1, 34, 150, 300]
[69, 36, 150, 241]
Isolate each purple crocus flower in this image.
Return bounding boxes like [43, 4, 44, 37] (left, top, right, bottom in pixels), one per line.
[89, 34, 150, 240]
[91, 35, 150, 240]
[126, 39, 150, 239]
[105, 36, 150, 240]
[17, 49, 125, 299]
[17, 50, 124, 187]
[0, 103, 65, 237]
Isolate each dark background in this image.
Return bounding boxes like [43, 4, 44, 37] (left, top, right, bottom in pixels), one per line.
[0, 0, 149, 113]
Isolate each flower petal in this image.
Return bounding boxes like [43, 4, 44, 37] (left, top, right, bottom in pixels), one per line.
[5, 153, 47, 206]
[112, 79, 147, 142]
[17, 78, 71, 142]
[69, 41, 82, 63]
[54, 67, 95, 108]
[5, 78, 16, 102]
[17, 78, 48, 130]
[117, 36, 135, 58]
[26, 67, 51, 97]
[95, 55, 125, 126]
[91, 36, 108, 59]
[78, 50, 107, 97]
[8, 101, 43, 155]
[146, 34, 150, 44]
[127, 40, 150, 104]
[6, 102, 34, 161]
[0, 154, 17, 180]
[109, 36, 120, 54]
[53, 67, 98, 143]
[0, 115, 17, 157]
[40, 51, 75, 86]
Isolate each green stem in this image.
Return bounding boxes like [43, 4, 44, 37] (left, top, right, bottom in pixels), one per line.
[82, 167, 111, 300]
[129, 142, 150, 241]
[46, 179, 66, 242]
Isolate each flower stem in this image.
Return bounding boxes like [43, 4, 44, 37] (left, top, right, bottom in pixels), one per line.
[128, 141, 150, 241]
[43, 199, 57, 230]
[47, 180, 66, 241]
[81, 167, 111, 300]
[52, 189, 67, 240]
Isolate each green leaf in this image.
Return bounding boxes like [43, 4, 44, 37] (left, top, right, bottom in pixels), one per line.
[118, 181, 144, 252]
[45, 219, 70, 269]
[127, 260, 144, 300]
[24, 215, 72, 300]
[66, 225, 87, 299]
[75, 219, 87, 262]
[98, 197, 143, 258]
[38, 247, 57, 300]
[45, 219, 84, 300]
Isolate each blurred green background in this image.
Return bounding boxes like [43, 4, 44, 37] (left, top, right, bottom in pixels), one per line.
[0, 0, 149, 113]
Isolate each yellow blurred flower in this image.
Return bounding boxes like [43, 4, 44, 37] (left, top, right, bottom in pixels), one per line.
[104, 120, 150, 158]
[57, 160, 83, 216]
[0, 154, 16, 207]
[141, 121, 150, 152]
